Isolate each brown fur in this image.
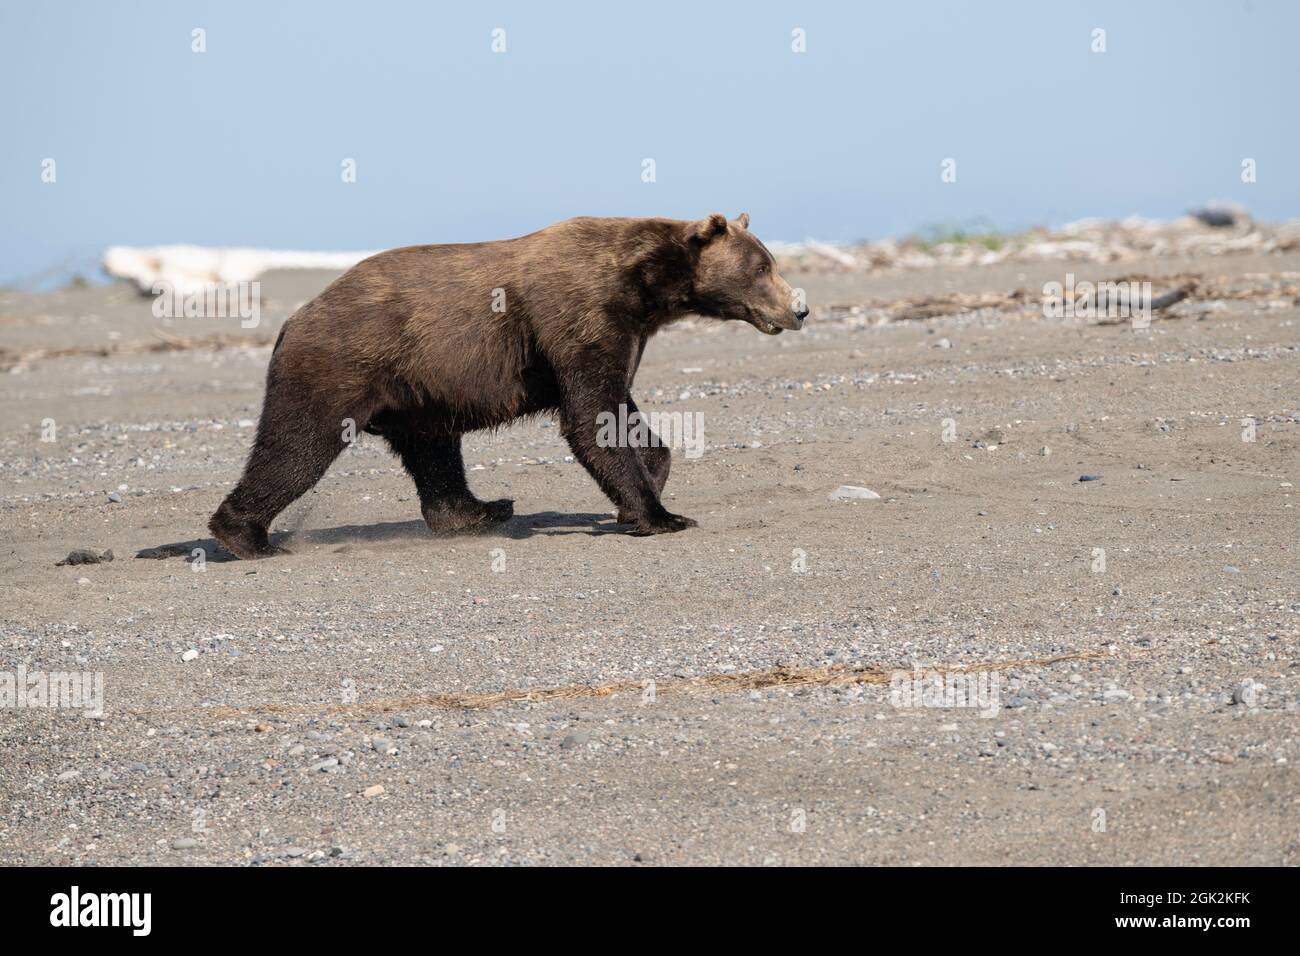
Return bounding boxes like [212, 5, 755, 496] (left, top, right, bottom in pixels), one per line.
[209, 213, 807, 558]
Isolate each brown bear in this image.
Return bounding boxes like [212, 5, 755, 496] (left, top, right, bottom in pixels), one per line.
[209, 213, 807, 558]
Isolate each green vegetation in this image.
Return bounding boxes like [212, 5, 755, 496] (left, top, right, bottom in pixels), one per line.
[909, 220, 1006, 252]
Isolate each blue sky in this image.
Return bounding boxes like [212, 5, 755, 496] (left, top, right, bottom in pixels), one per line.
[2, 0, 1296, 285]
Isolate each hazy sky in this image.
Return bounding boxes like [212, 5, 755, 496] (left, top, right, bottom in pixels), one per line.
[2, 0, 1296, 285]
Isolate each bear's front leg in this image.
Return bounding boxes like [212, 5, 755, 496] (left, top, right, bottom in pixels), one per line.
[559, 376, 695, 535]
[615, 397, 671, 524]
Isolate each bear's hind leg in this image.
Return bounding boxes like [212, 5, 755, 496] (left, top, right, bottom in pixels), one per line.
[383, 417, 513, 533]
[209, 405, 348, 559]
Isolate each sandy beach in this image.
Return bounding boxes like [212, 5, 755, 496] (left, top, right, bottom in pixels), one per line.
[1, 233, 1296, 865]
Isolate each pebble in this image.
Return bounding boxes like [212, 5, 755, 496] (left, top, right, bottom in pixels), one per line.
[311, 758, 340, 773]
[171, 837, 198, 850]
[363, 784, 386, 798]
[1232, 680, 1261, 706]
[107, 492, 122, 503]
[56, 770, 80, 781]
[56, 548, 114, 566]
[1079, 474, 1102, 482]
[829, 485, 881, 501]
[181, 649, 199, 662]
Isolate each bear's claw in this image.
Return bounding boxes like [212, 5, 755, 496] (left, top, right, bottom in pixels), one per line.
[628, 512, 697, 536]
[481, 498, 515, 523]
[423, 497, 514, 534]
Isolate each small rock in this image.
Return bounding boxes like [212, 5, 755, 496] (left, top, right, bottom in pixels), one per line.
[311, 758, 339, 773]
[181, 649, 199, 662]
[171, 837, 198, 850]
[829, 485, 881, 501]
[56, 549, 114, 566]
[1039, 446, 1051, 456]
[1232, 680, 1261, 706]
[1191, 205, 1241, 228]
[1079, 474, 1103, 482]
[56, 770, 80, 781]
[363, 784, 386, 798]
[934, 337, 952, 349]
[107, 492, 122, 503]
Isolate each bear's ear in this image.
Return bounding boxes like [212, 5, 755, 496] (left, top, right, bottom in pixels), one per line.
[690, 213, 729, 244]
[735, 212, 750, 231]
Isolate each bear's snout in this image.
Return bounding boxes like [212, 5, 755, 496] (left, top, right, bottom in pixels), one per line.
[771, 302, 808, 331]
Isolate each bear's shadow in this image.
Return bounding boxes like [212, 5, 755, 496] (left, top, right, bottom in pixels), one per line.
[135, 511, 624, 563]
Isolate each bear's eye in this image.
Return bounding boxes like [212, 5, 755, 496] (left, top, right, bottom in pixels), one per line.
[757, 262, 770, 275]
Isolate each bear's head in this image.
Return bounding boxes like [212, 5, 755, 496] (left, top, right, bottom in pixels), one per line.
[685, 213, 808, 335]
